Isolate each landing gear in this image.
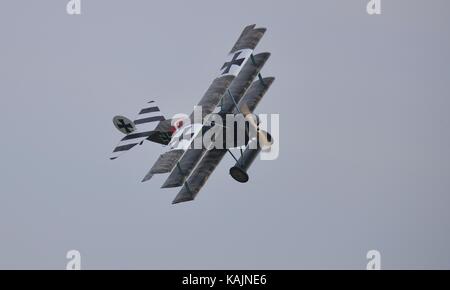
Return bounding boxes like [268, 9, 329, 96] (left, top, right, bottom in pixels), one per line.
[227, 131, 273, 184]
[229, 166, 249, 183]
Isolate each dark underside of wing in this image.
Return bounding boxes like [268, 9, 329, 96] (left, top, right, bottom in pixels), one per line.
[172, 149, 227, 204]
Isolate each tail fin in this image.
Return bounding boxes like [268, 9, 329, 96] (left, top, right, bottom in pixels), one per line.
[110, 100, 166, 160]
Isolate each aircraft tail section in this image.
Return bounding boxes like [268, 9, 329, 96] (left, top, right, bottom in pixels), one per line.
[110, 100, 166, 160]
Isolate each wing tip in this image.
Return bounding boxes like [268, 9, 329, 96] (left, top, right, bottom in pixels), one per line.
[142, 173, 153, 182]
[172, 195, 194, 204]
[171, 182, 196, 204]
[254, 51, 271, 58]
[263, 76, 276, 83]
[255, 27, 267, 35]
[244, 24, 266, 31]
[161, 181, 183, 189]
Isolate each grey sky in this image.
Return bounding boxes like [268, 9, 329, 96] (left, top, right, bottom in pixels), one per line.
[0, 0, 449, 269]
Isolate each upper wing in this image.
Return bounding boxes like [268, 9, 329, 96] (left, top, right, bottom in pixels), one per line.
[235, 77, 275, 114]
[221, 52, 271, 113]
[188, 24, 266, 121]
[110, 101, 165, 160]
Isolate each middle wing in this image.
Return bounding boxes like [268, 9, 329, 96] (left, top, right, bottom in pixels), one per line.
[190, 24, 266, 121]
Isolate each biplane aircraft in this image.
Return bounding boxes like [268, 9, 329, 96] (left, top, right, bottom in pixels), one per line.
[110, 25, 276, 204]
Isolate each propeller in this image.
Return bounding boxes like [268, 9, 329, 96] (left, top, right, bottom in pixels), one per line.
[239, 104, 272, 151]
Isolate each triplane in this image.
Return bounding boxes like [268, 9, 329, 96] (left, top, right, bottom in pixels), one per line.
[111, 25, 276, 204]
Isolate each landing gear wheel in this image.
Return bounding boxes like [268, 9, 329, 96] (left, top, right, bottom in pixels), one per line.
[229, 166, 249, 183]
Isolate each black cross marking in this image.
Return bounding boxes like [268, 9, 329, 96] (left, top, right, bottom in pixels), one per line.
[117, 119, 133, 133]
[221, 51, 245, 74]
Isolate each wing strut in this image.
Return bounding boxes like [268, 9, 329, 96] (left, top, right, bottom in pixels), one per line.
[250, 54, 267, 87]
[176, 162, 185, 175]
[227, 89, 241, 114]
[227, 149, 241, 167]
